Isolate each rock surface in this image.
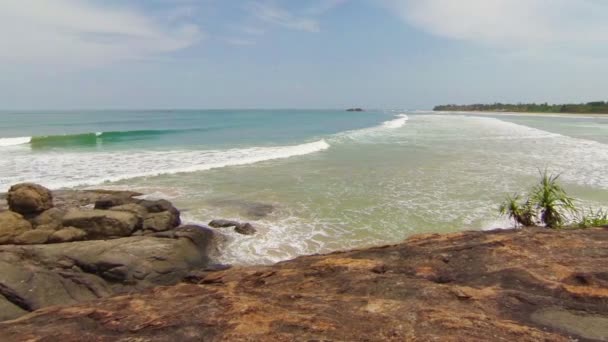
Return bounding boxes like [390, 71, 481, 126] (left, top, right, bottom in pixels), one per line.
[7, 183, 53, 215]
[0, 225, 215, 322]
[2, 227, 608, 341]
[0, 211, 33, 243]
[62, 208, 139, 238]
[235, 222, 256, 235]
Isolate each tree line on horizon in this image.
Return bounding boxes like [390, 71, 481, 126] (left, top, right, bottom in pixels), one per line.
[434, 101, 608, 114]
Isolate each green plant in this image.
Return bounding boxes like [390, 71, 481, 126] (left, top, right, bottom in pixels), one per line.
[576, 208, 608, 228]
[499, 194, 536, 227]
[530, 170, 576, 228]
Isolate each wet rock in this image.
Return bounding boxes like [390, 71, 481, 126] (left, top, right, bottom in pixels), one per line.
[235, 222, 256, 235]
[62, 209, 138, 239]
[7, 183, 53, 215]
[94, 196, 132, 210]
[0, 211, 33, 244]
[48, 227, 87, 243]
[209, 219, 240, 228]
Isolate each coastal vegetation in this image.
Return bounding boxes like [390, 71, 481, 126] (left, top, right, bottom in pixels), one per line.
[499, 170, 607, 229]
[434, 101, 608, 114]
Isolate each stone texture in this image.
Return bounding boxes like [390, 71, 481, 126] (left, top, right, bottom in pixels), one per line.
[0, 225, 215, 322]
[48, 227, 87, 243]
[109, 203, 148, 230]
[209, 219, 240, 228]
[143, 211, 180, 232]
[0, 211, 33, 244]
[62, 209, 138, 238]
[13, 229, 53, 245]
[235, 222, 256, 235]
[29, 208, 64, 230]
[1, 228, 607, 341]
[7, 183, 53, 215]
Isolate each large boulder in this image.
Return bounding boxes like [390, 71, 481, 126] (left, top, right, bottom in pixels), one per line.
[7, 183, 53, 215]
[62, 209, 138, 239]
[0, 225, 215, 321]
[0, 211, 33, 244]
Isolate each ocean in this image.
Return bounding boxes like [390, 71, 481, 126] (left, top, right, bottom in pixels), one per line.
[1, 109, 607, 265]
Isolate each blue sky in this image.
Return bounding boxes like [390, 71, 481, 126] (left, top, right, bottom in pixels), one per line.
[1, 0, 607, 109]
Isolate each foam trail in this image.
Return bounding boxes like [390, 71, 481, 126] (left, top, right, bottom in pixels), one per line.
[0, 139, 331, 191]
[0, 137, 31, 147]
[382, 114, 409, 129]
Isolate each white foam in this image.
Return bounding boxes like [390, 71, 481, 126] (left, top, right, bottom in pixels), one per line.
[95, 132, 103, 137]
[0, 136, 31, 147]
[382, 114, 409, 129]
[0, 139, 330, 191]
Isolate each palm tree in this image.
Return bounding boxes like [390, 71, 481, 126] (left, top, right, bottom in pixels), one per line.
[499, 194, 536, 227]
[530, 170, 576, 228]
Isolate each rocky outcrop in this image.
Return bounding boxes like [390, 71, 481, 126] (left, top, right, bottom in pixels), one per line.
[0, 184, 221, 324]
[2, 227, 608, 341]
[7, 183, 53, 215]
[0, 225, 215, 322]
[209, 219, 257, 235]
[62, 208, 139, 238]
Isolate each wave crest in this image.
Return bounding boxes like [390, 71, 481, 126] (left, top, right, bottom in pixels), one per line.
[0, 139, 331, 191]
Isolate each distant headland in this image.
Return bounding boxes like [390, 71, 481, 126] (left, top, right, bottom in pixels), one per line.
[434, 101, 608, 114]
[346, 108, 364, 112]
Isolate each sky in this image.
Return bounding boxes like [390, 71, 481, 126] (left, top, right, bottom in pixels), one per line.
[0, 0, 607, 110]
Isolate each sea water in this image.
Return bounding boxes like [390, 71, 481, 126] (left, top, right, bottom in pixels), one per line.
[1, 109, 607, 264]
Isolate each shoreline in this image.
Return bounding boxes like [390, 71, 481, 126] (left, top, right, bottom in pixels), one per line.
[433, 110, 608, 119]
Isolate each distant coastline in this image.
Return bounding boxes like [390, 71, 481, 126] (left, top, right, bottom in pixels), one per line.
[434, 102, 608, 114]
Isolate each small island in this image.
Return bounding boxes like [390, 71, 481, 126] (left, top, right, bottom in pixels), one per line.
[434, 101, 608, 114]
[346, 108, 364, 112]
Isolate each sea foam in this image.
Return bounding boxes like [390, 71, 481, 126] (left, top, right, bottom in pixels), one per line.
[0, 139, 330, 191]
[0, 136, 31, 147]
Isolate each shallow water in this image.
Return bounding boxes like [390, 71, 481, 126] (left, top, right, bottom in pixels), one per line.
[1, 110, 607, 264]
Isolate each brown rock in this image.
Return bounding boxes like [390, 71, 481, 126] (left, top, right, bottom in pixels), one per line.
[138, 199, 181, 226]
[48, 227, 87, 243]
[62, 209, 138, 238]
[143, 211, 179, 232]
[0, 225, 215, 322]
[109, 203, 148, 228]
[235, 222, 256, 235]
[3, 228, 608, 341]
[29, 208, 65, 230]
[0, 211, 33, 244]
[13, 229, 53, 245]
[209, 219, 240, 228]
[7, 183, 53, 215]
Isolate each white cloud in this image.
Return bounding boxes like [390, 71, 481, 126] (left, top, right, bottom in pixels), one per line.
[0, 0, 203, 66]
[249, 2, 321, 33]
[384, 0, 608, 47]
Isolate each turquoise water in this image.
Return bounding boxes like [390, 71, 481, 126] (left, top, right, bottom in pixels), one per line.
[1, 110, 607, 265]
